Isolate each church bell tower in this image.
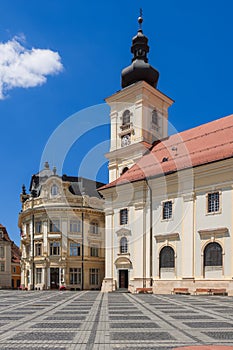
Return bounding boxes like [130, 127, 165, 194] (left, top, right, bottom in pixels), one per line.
[105, 12, 174, 182]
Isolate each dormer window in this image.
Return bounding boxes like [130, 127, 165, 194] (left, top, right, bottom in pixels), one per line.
[51, 184, 58, 196]
[122, 110, 130, 125]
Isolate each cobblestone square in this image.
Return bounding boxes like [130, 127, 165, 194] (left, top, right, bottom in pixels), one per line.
[0, 290, 233, 349]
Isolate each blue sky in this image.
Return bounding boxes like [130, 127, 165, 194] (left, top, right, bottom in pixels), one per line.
[0, 0, 233, 245]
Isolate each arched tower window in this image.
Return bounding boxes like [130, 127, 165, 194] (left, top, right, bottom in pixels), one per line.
[122, 110, 130, 125]
[159, 246, 175, 268]
[204, 242, 222, 267]
[120, 237, 128, 254]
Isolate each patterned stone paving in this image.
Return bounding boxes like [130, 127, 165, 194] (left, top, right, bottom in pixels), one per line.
[0, 291, 233, 349]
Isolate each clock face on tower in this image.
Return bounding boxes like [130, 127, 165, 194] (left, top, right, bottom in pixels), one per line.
[121, 134, 131, 147]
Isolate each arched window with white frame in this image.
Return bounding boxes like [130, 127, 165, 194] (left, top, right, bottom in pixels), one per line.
[159, 246, 175, 279]
[204, 242, 223, 278]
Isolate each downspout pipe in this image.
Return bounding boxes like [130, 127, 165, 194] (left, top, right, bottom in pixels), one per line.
[145, 180, 153, 287]
[81, 212, 84, 291]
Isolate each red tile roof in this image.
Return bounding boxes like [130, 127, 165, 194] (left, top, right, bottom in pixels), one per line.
[101, 114, 233, 190]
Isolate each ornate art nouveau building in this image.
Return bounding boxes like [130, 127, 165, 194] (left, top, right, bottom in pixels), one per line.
[19, 163, 105, 290]
[100, 15, 233, 295]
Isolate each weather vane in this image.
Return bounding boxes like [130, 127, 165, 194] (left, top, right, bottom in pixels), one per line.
[138, 8, 143, 30]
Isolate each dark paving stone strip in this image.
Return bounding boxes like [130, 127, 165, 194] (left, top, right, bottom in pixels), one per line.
[110, 315, 150, 320]
[170, 315, 214, 320]
[184, 321, 233, 328]
[45, 315, 85, 320]
[111, 331, 175, 341]
[204, 331, 233, 340]
[30, 322, 81, 328]
[109, 310, 143, 314]
[10, 331, 74, 341]
[85, 293, 104, 349]
[110, 322, 159, 328]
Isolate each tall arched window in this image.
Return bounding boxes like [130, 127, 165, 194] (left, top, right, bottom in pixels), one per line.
[120, 237, 128, 254]
[122, 110, 130, 125]
[204, 242, 222, 267]
[159, 246, 175, 268]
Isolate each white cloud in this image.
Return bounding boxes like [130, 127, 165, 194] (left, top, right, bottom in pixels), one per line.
[0, 36, 63, 99]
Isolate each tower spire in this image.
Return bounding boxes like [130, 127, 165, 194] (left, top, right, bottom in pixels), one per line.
[121, 11, 159, 89]
[138, 8, 143, 31]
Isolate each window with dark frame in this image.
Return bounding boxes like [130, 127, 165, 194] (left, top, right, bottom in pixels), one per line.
[90, 246, 99, 257]
[50, 241, 60, 255]
[69, 242, 81, 256]
[159, 246, 175, 268]
[120, 237, 128, 253]
[89, 268, 99, 285]
[120, 209, 128, 225]
[36, 268, 42, 284]
[35, 243, 42, 256]
[69, 268, 81, 284]
[0, 246, 4, 258]
[0, 262, 5, 272]
[207, 192, 220, 213]
[162, 201, 172, 220]
[204, 242, 222, 267]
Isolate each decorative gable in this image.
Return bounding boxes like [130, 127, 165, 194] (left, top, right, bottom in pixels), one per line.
[115, 228, 131, 237]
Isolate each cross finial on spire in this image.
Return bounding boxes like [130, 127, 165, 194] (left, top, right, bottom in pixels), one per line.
[138, 8, 143, 30]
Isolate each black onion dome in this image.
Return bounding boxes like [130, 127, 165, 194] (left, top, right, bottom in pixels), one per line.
[121, 16, 159, 89]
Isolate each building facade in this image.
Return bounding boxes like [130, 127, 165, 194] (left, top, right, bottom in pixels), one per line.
[19, 163, 105, 290]
[0, 224, 21, 289]
[100, 16, 233, 295]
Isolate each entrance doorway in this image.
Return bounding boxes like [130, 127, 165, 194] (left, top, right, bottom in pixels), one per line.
[50, 268, 59, 289]
[119, 270, 128, 288]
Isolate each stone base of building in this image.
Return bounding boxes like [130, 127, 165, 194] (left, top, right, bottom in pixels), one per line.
[101, 278, 117, 292]
[153, 279, 233, 296]
[129, 278, 153, 293]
